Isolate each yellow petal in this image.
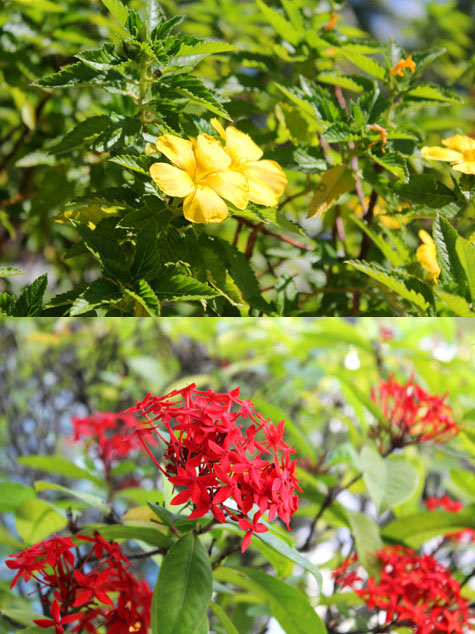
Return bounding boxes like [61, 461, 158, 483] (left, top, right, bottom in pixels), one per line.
[210, 118, 226, 139]
[241, 160, 287, 207]
[194, 133, 231, 177]
[156, 134, 196, 176]
[225, 126, 263, 164]
[205, 169, 249, 210]
[150, 163, 194, 197]
[442, 134, 475, 153]
[452, 161, 475, 175]
[420, 146, 463, 162]
[417, 231, 440, 283]
[183, 185, 228, 223]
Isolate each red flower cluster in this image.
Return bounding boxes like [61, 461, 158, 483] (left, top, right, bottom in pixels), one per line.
[333, 545, 472, 634]
[71, 412, 143, 475]
[426, 495, 475, 543]
[127, 384, 301, 552]
[6, 533, 152, 634]
[371, 376, 459, 446]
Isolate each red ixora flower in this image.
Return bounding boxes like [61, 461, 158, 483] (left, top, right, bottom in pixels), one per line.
[6, 533, 152, 634]
[371, 375, 459, 447]
[71, 411, 143, 475]
[333, 545, 473, 634]
[126, 384, 301, 552]
[426, 495, 475, 543]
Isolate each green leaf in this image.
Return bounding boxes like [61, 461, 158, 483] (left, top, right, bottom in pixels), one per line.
[370, 152, 408, 181]
[15, 498, 67, 544]
[125, 279, 161, 316]
[216, 567, 327, 634]
[152, 533, 212, 634]
[0, 481, 35, 512]
[360, 446, 419, 512]
[455, 237, 475, 301]
[347, 511, 383, 577]
[347, 261, 430, 313]
[17, 455, 104, 485]
[80, 524, 172, 548]
[405, 83, 462, 103]
[75, 43, 122, 71]
[200, 245, 243, 307]
[109, 154, 155, 175]
[153, 273, 218, 302]
[255, 0, 301, 46]
[176, 41, 238, 58]
[308, 166, 355, 218]
[14, 274, 47, 316]
[0, 293, 16, 315]
[432, 215, 467, 289]
[340, 48, 386, 80]
[70, 278, 121, 316]
[209, 603, 239, 634]
[131, 224, 160, 280]
[0, 266, 24, 277]
[396, 174, 456, 208]
[34, 62, 109, 88]
[163, 75, 231, 120]
[217, 239, 270, 312]
[349, 216, 405, 267]
[101, 0, 128, 26]
[382, 506, 475, 547]
[434, 289, 475, 316]
[75, 224, 127, 281]
[34, 481, 110, 514]
[322, 123, 359, 143]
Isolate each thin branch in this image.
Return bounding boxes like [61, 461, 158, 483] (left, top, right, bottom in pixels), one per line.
[233, 215, 313, 252]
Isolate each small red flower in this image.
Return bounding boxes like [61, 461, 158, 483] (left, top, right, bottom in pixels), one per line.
[371, 375, 459, 447]
[333, 545, 472, 634]
[126, 384, 301, 552]
[6, 532, 152, 634]
[426, 495, 475, 543]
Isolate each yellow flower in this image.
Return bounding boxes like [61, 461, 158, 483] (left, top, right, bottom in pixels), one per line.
[390, 55, 416, 78]
[417, 230, 441, 284]
[150, 133, 248, 223]
[420, 134, 475, 175]
[210, 119, 287, 207]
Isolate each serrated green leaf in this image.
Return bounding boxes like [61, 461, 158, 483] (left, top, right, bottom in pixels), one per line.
[405, 83, 462, 103]
[432, 215, 467, 289]
[0, 266, 24, 277]
[350, 216, 405, 267]
[176, 40, 238, 58]
[70, 278, 121, 316]
[200, 246, 243, 306]
[34, 62, 111, 88]
[340, 48, 386, 80]
[323, 122, 359, 143]
[0, 293, 15, 316]
[163, 75, 231, 120]
[131, 224, 160, 280]
[153, 273, 218, 302]
[347, 261, 429, 313]
[370, 152, 408, 181]
[50, 116, 111, 155]
[256, 0, 301, 46]
[434, 289, 475, 316]
[396, 174, 456, 208]
[455, 237, 475, 301]
[14, 274, 47, 316]
[101, 0, 128, 26]
[75, 43, 122, 71]
[109, 154, 155, 175]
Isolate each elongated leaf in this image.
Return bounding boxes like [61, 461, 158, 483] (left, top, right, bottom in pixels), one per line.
[0, 266, 24, 277]
[176, 41, 238, 58]
[80, 524, 172, 548]
[16, 498, 67, 544]
[256, 0, 301, 46]
[34, 481, 109, 513]
[215, 567, 327, 634]
[17, 455, 103, 485]
[109, 154, 155, 175]
[131, 224, 160, 280]
[340, 48, 386, 80]
[455, 237, 475, 301]
[432, 215, 467, 289]
[152, 533, 212, 634]
[434, 289, 475, 316]
[382, 506, 475, 547]
[153, 273, 218, 302]
[347, 511, 383, 577]
[405, 83, 462, 103]
[101, 0, 128, 26]
[125, 279, 161, 316]
[396, 174, 456, 208]
[370, 152, 408, 181]
[209, 603, 239, 634]
[347, 261, 430, 313]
